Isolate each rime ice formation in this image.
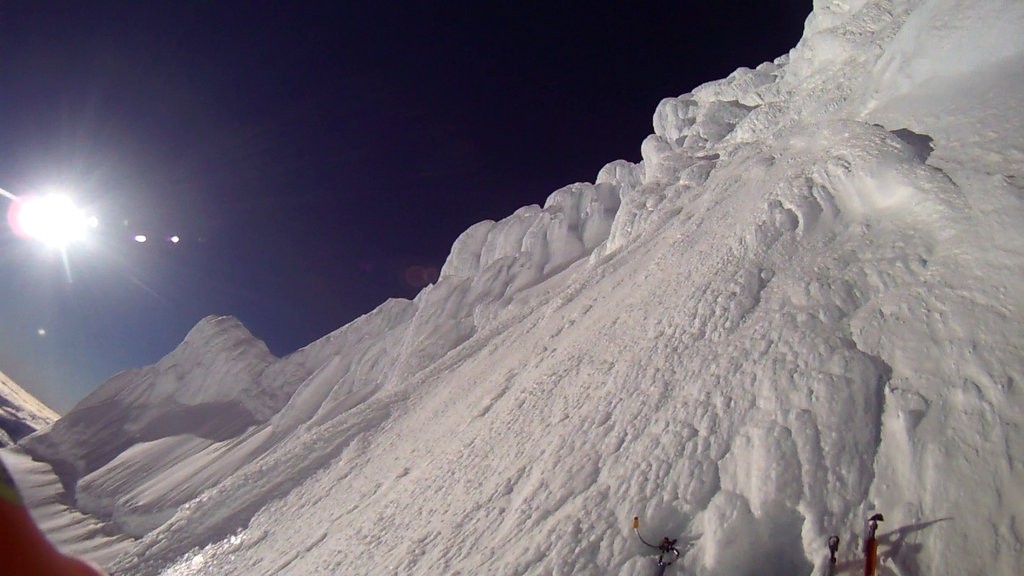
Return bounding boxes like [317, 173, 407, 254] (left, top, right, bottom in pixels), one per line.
[9, 1, 1024, 575]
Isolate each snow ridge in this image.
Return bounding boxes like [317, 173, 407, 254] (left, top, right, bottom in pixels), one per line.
[0, 369, 59, 446]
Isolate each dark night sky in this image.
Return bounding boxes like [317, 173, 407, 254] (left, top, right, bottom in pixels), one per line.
[0, 2, 808, 412]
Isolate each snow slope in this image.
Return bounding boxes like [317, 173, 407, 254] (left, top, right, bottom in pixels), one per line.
[0, 368, 59, 446]
[22, 1, 1024, 575]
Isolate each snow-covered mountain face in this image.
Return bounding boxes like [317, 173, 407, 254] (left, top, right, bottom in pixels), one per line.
[0, 369, 59, 447]
[20, 317, 276, 501]
[20, 1, 1023, 574]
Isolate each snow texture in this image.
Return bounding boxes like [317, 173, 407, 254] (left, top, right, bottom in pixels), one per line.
[16, 1, 1024, 575]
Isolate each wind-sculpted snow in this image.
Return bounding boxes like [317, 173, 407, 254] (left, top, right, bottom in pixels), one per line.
[440, 181, 621, 283]
[402, 181, 620, 370]
[21, 316, 277, 492]
[22, 301, 419, 539]
[24, 1, 1024, 575]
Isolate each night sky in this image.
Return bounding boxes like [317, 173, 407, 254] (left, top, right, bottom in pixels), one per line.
[0, 2, 808, 412]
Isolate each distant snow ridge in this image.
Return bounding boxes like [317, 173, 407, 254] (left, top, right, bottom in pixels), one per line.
[19, 316, 281, 533]
[24, 1, 1024, 575]
[0, 369, 59, 446]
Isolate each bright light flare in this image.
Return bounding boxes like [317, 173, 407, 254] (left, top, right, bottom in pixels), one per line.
[8, 194, 96, 249]
[134, 234, 148, 243]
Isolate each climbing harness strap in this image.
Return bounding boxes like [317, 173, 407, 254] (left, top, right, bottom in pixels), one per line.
[633, 517, 681, 572]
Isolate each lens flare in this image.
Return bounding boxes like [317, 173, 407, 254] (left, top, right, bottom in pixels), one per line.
[8, 194, 96, 249]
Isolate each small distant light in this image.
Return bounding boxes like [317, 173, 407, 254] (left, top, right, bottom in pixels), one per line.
[169, 235, 180, 243]
[134, 235, 148, 243]
[37, 328, 46, 337]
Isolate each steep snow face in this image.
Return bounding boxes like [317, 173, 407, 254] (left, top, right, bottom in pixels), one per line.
[0, 369, 59, 446]
[27, 1, 1024, 575]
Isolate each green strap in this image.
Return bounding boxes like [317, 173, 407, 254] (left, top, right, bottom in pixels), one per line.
[0, 459, 24, 505]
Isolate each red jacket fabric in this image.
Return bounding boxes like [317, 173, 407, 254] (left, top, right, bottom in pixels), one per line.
[1, 460, 106, 576]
